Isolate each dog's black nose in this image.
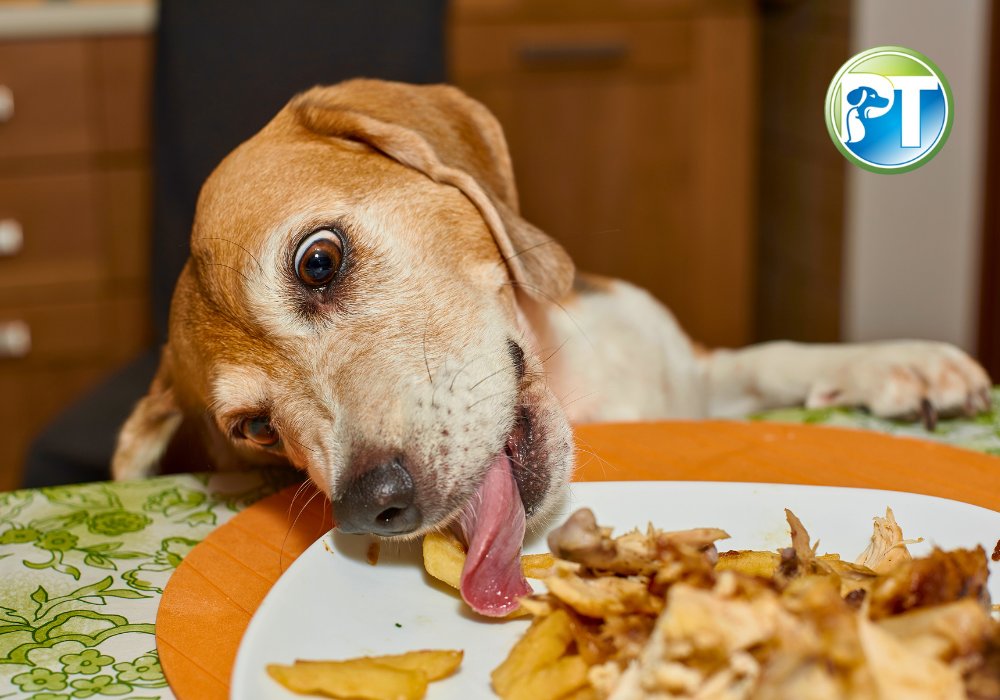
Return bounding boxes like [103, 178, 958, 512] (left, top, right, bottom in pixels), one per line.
[333, 459, 421, 536]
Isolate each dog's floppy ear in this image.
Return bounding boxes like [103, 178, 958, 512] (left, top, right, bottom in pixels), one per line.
[847, 87, 867, 106]
[111, 347, 183, 480]
[290, 79, 575, 302]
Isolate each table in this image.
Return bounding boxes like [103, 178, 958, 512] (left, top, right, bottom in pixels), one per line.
[3, 398, 1000, 700]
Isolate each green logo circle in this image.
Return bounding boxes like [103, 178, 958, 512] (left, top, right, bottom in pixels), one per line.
[824, 46, 953, 174]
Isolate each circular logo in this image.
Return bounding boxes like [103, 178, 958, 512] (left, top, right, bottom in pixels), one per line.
[825, 46, 953, 173]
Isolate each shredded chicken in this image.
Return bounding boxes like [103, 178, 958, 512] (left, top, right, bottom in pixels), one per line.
[523, 507, 999, 699]
[854, 508, 921, 574]
[867, 546, 990, 618]
[547, 507, 729, 577]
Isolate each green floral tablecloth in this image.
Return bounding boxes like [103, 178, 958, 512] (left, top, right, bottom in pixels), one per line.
[0, 470, 298, 700]
[1, 392, 999, 699]
[752, 387, 1000, 455]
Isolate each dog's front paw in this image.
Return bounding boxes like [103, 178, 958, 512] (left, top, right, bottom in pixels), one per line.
[805, 341, 992, 427]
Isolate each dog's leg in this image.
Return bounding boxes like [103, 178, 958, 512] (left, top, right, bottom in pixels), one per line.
[703, 340, 992, 422]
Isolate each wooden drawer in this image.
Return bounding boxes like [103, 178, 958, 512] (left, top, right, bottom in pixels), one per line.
[451, 20, 691, 81]
[0, 170, 104, 295]
[451, 0, 696, 23]
[0, 39, 94, 160]
[0, 296, 149, 365]
[94, 36, 152, 153]
[0, 167, 150, 302]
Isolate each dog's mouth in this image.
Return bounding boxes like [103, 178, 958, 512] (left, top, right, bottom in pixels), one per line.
[454, 407, 549, 617]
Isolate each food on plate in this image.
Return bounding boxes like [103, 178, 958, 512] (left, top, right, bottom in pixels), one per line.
[422, 529, 555, 593]
[267, 649, 462, 700]
[493, 507, 999, 699]
[492, 609, 575, 695]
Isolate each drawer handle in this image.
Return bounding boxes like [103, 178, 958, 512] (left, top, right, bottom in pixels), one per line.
[518, 42, 629, 66]
[0, 86, 12, 123]
[0, 219, 23, 256]
[0, 320, 30, 359]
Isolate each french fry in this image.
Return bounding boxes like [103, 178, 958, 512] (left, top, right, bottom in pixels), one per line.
[267, 659, 427, 700]
[504, 655, 589, 700]
[522, 552, 556, 579]
[561, 686, 599, 700]
[422, 531, 466, 589]
[297, 650, 463, 682]
[715, 550, 781, 578]
[491, 609, 574, 696]
[423, 531, 557, 591]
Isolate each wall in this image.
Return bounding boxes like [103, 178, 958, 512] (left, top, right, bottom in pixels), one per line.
[843, 0, 991, 351]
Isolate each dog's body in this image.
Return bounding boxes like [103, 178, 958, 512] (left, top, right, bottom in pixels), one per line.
[527, 273, 988, 423]
[112, 80, 989, 614]
[845, 85, 891, 143]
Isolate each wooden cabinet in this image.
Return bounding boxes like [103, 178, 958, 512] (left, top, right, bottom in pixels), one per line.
[0, 35, 153, 491]
[449, 0, 758, 347]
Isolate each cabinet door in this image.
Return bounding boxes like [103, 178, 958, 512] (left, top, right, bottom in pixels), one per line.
[0, 39, 94, 160]
[451, 4, 757, 347]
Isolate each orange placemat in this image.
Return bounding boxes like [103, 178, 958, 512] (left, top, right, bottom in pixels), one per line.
[156, 421, 1000, 699]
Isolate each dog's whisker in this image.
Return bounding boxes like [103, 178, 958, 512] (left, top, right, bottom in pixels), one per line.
[469, 365, 507, 391]
[505, 452, 538, 477]
[494, 239, 559, 270]
[541, 338, 571, 365]
[501, 280, 596, 352]
[563, 392, 598, 409]
[447, 351, 490, 393]
[282, 432, 317, 455]
[196, 236, 265, 275]
[201, 261, 256, 287]
[466, 389, 511, 410]
[318, 495, 329, 538]
[286, 478, 312, 520]
[573, 439, 616, 480]
[285, 480, 314, 537]
[422, 312, 434, 386]
[280, 484, 323, 572]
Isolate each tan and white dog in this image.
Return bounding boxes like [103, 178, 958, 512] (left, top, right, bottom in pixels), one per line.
[111, 79, 991, 615]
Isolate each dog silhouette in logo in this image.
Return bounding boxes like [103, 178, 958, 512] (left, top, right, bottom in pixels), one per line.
[845, 86, 890, 143]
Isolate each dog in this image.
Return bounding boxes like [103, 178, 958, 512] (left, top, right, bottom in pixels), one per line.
[845, 85, 890, 143]
[111, 79, 991, 615]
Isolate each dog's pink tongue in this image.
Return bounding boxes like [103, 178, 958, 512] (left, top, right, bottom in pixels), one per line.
[458, 453, 531, 617]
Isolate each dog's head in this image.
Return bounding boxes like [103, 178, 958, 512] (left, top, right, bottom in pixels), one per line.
[846, 85, 890, 114]
[113, 80, 575, 566]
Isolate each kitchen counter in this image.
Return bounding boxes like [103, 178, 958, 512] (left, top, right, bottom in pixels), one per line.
[0, 1, 154, 40]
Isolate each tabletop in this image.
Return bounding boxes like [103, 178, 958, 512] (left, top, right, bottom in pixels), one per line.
[2, 397, 1000, 700]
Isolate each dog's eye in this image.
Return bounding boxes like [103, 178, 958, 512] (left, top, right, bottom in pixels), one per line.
[294, 229, 343, 288]
[239, 416, 279, 447]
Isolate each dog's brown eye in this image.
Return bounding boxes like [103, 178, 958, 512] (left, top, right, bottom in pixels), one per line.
[239, 416, 279, 447]
[294, 229, 343, 288]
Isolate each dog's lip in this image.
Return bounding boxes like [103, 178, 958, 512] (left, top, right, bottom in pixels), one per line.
[505, 405, 548, 518]
[443, 404, 544, 532]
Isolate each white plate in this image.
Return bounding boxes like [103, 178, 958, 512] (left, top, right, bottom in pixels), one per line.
[231, 481, 1000, 699]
